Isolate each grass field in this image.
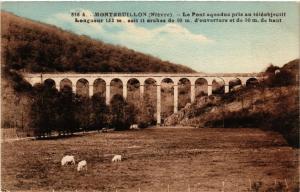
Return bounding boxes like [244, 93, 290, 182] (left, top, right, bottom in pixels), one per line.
[2, 127, 299, 192]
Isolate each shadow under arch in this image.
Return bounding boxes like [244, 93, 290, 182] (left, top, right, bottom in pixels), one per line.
[212, 77, 225, 95]
[143, 78, 157, 119]
[76, 78, 89, 97]
[178, 78, 191, 110]
[44, 78, 56, 89]
[93, 78, 106, 98]
[110, 78, 123, 99]
[246, 77, 259, 87]
[161, 78, 174, 122]
[195, 78, 208, 98]
[229, 78, 242, 92]
[127, 78, 140, 104]
[60, 78, 72, 92]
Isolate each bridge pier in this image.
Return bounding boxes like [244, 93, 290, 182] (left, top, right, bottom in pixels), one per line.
[72, 84, 76, 94]
[191, 84, 195, 103]
[225, 84, 229, 93]
[106, 84, 110, 105]
[89, 84, 93, 97]
[174, 83, 178, 113]
[56, 84, 60, 91]
[156, 84, 161, 125]
[208, 85, 212, 96]
[140, 84, 144, 100]
[123, 84, 127, 99]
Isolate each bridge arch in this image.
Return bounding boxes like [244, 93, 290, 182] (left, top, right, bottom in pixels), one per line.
[161, 78, 174, 121]
[60, 78, 73, 92]
[110, 78, 123, 100]
[212, 77, 225, 95]
[178, 78, 191, 110]
[246, 77, 259, 87]
[76, 78, 89, 97]
[143, 78, 157, 121]
[195, 78, 208, 98]
[127, 78, 141, 105]
[44, 78, 56, 89]
[229, 78, 242, 92]
[144, 78, 157, 85]
[93, 78, 106, 98]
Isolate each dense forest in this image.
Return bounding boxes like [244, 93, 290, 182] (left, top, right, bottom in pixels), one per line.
[1, 11, 194, 74]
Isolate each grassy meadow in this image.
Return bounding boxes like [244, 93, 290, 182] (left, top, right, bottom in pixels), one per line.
[2, 127, 299, 192]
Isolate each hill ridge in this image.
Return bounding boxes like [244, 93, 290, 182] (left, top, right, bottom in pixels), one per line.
[1, 11, 195, 73]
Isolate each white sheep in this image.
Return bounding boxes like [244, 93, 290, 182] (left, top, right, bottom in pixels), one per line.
[77, 160, 87, 171]
[61, 155, 75, 166]
[112, 155, 122, 162]
[130, 124, 139, 129]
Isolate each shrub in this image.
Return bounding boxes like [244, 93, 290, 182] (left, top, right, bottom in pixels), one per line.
[265, 109, 299, 147]
[264, 63, 297, 87]
[205, 111, 270, 128]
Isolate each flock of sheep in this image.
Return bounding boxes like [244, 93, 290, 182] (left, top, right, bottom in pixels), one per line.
[60, 124, 139, 171]
[61, 154, 122, 171]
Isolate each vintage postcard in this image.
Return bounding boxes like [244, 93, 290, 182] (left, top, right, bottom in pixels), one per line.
[1, 1, 299, 191]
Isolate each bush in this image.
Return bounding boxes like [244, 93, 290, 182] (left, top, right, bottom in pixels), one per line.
[266, 70, 296, 87]
[264, 64, 297, 87]
[265, 109, 299, 147]
[205, 111, 270, 128]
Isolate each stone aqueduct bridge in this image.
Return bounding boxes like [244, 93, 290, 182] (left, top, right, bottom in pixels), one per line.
[23, 73, 261, 124]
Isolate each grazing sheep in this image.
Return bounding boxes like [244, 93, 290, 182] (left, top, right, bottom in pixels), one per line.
[275, 69, 280, 75]
[130, 124, 139, 130]
[112, 155, 122, 162]
[77, 160, 87, 171]
[61, 155, 75, 166]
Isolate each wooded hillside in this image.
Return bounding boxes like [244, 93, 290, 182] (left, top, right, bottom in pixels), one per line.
[1, 11, 194, 74]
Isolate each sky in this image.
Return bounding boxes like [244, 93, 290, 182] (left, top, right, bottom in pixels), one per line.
[1, 1, 299, 73]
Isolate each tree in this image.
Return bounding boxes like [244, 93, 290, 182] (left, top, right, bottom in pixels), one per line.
[137, 96, 156, 128]
[30, 83, 59, 138]
[265, 69, 295, 87]
[56, 86, 77, 135]
[74, 95, 92, 131]
[109, 94, 135, 130]
[90, 93, 108, 131]
[265, 63, 280, 74]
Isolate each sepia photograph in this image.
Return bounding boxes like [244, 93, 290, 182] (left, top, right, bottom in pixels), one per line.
[1, 1, 299, 191]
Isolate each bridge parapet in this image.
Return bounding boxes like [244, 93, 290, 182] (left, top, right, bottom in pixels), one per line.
[23, 72, 262, 86]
